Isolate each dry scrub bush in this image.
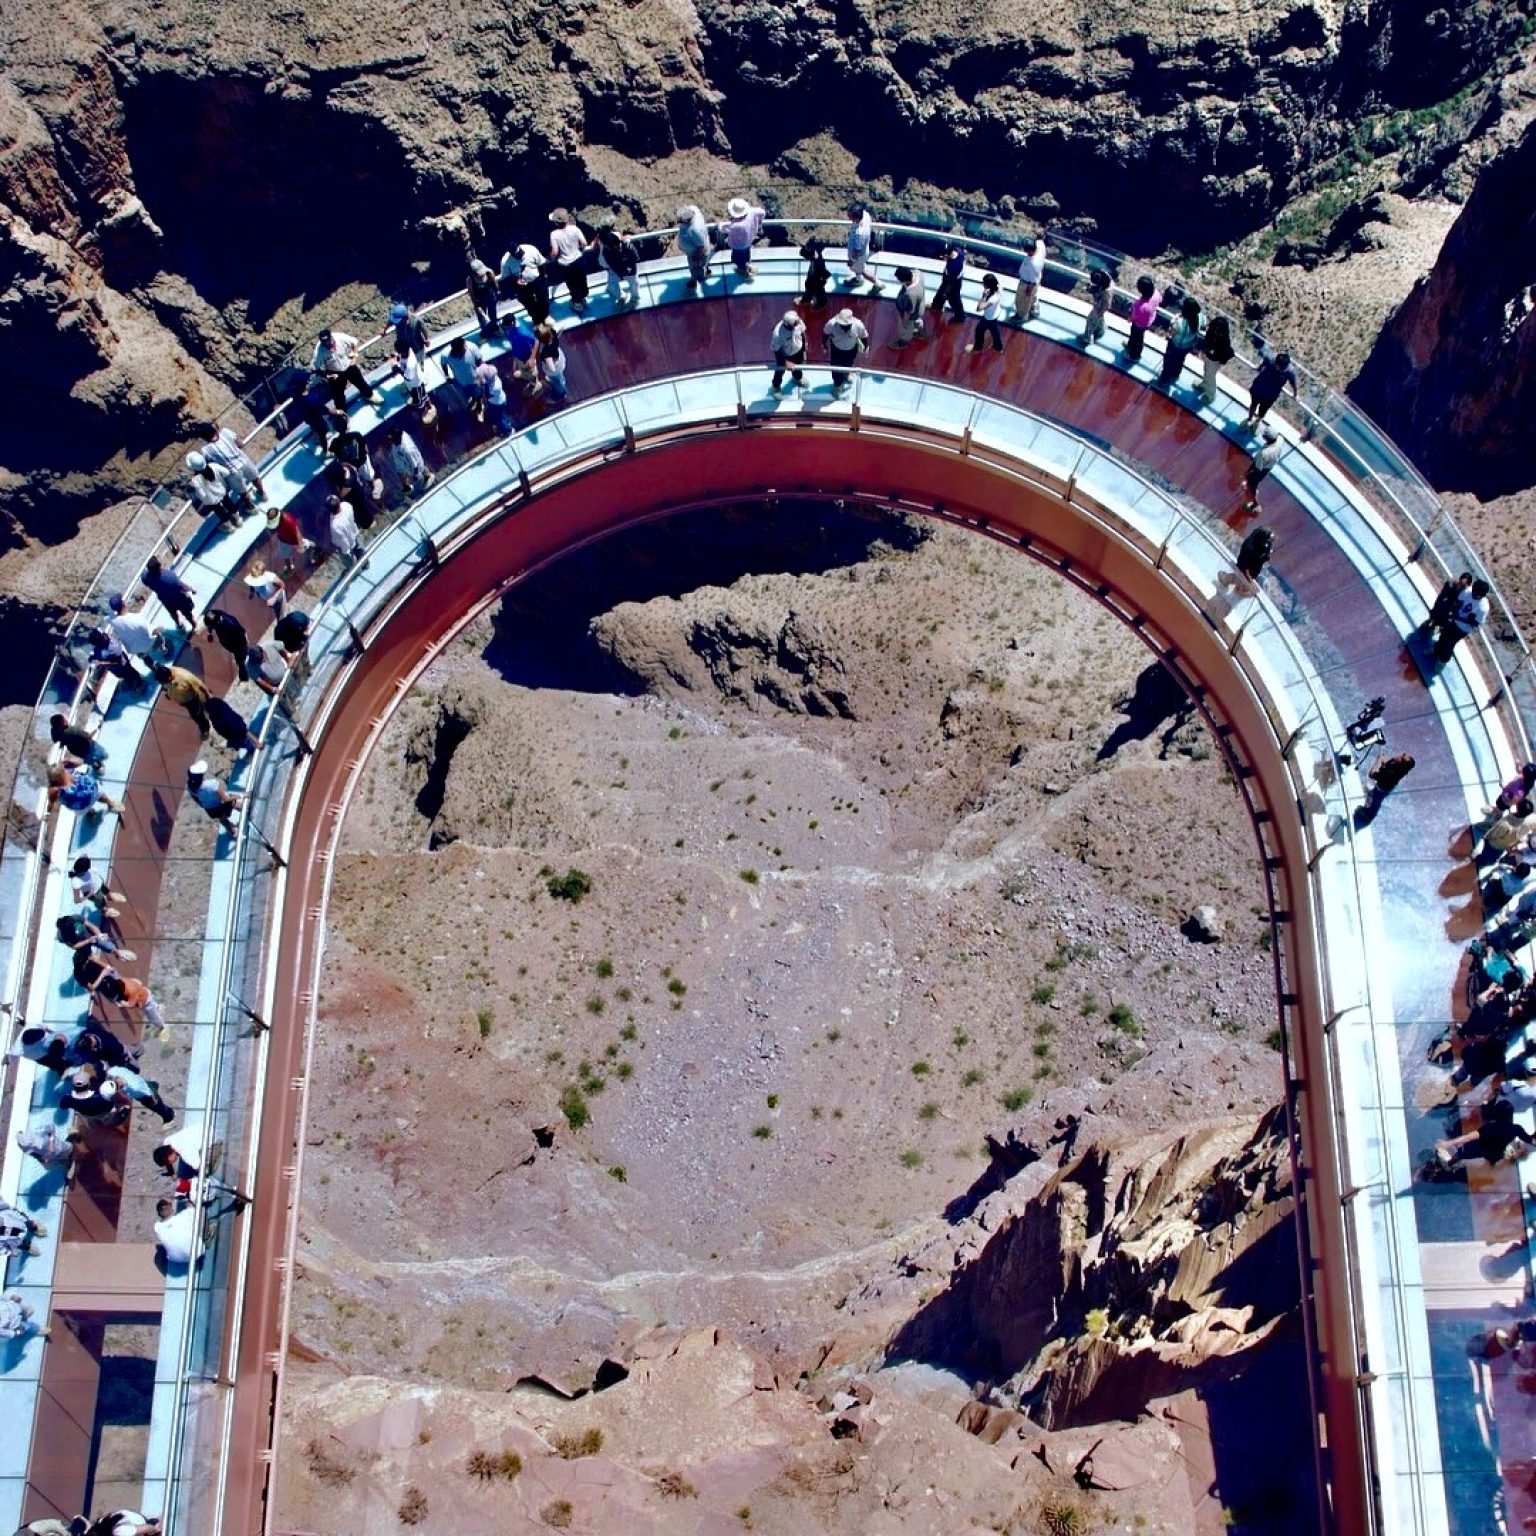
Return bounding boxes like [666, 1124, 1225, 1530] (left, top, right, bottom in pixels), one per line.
[304, 1438, 355, 1488]
[655, 1467, 698, 1498]
[551, 1426, 604, 1459]
[467, 1447, 523, 1481]
[397, 1485, 428, 1525]
[542, 1499, 575, 1527]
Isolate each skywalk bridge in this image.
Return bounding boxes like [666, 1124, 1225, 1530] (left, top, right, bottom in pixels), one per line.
[0, 211, 1529, 1536]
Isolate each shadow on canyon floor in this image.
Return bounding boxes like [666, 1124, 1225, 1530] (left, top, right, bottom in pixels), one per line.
[480, 498, 928, 693]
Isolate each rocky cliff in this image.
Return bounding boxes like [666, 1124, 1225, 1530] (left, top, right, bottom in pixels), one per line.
[3, 0, 1532, 541]
[1350, 93, 1536, 497]
[888, 1107, 1297, 1429]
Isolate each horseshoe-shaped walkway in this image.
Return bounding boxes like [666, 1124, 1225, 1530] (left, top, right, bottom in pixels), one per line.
[0, 232, 1529, 1536]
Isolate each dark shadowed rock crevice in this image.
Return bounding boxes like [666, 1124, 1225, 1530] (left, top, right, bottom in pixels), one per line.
[886, 1106, 1297, 1430]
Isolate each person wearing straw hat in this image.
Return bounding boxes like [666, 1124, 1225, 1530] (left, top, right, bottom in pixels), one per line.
[243, 560, 287, 619]
[770, 309, 807, 393]
[266, 505, 314, 576]
[548, 209, 593, 313]
[823, 307, 869, 396]
[723, 196, 765, 278]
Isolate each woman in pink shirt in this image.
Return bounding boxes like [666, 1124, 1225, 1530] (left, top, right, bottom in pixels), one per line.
[1125, 274, 1162, 363]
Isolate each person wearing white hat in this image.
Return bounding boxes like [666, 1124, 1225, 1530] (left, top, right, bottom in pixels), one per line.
[548, 209, 592, 313]
[196, 422, 263, 506]
[676, 205, 713, 290]
[185, 760, 244, 829]
[723, 195, 765, 278]
[467, 258, 503, 336]
[843, 203, 882, 293]
[242, 560, 287, 619]
[769, 309, 807, 392]
[822, 307, 869, 395]
[184, 452, 238, 526]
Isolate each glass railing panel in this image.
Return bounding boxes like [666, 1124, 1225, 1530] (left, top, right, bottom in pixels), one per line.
[907, 380, 978, 436]
[1071, 453, 1183, 548]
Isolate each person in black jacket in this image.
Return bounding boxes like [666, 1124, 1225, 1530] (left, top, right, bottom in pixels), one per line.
[1236, 526, 1275, 583]
[932, 245, 967, 324]
[202, 609, 250, 681]
[799, 240, 832, 311]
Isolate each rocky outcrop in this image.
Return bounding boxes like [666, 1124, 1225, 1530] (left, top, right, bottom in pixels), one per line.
[594, 591, 857, 718]
[887, 1107, 1296, 1429]
[2, 0, 1530, 544]
[1350, 103, 1536, 496]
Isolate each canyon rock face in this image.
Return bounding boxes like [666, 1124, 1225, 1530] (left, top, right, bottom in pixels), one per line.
[888, 1107, 1297, 1429]
[3, 0, 1532, 542]
[1351, 103, 1536, 498]
[594, 590, 857, 719]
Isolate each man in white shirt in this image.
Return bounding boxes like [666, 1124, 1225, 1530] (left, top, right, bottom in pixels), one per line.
[442, 336, 483, 416]
[184, 452, 237, 525]
[501, 242, 551, 324]
[327, 496, 362, 566]
[723, 197, 765, 278]
[1012, 237, 1046, 323]
[1435, 577, 1491, 664]
[843, 203, 881, 293]
[105, 593, 159, 660]
[309, 326, 378, 408]
[196, 422, 263, 504]
[154, 1198, 200, 1264]
[823, 307, 870, 395]
[676, 204, 712, 290]
[548, 208, 592, 312]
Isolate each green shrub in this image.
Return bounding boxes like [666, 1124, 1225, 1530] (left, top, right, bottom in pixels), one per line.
[546, 868, 592, 902]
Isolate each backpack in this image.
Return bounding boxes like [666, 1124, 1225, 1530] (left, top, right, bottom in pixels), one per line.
[56, 914, 89, 946]
[16, 1119, 74, 1168]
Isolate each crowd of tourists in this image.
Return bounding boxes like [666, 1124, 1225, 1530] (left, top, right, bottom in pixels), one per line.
[3, 196, 1525, 1532]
